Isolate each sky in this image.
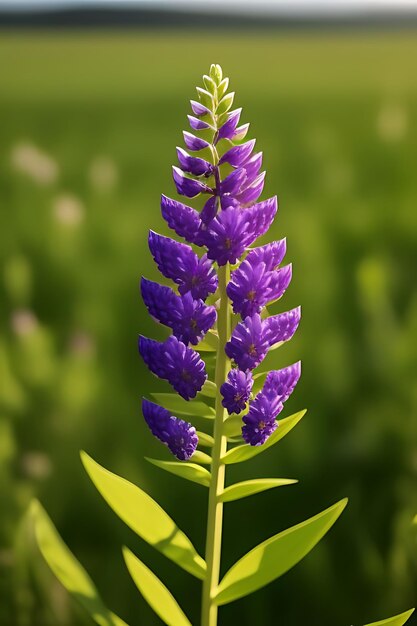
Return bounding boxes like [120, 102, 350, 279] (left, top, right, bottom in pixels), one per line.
[1, 0, 417, 14]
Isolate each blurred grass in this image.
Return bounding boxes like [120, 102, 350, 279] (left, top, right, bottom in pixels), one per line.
[0, 29, 417, 626]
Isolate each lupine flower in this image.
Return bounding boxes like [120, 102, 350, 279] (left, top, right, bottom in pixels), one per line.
[148, 230, 218, 300]
[142, 398, 198, 460]
[141, 278, 216, 345]
[220, 369, 253, 415]
[242, 362, 301, 445]
[139, 335, 207, 400]
[140, 64, 301, 455]
[225, 309, 300, 371]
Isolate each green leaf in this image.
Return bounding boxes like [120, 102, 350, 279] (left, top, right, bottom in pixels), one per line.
[195, 330, 218, 352]
[196, 86, 214, 109]
[196, 431, 214, 448]
[202, 74, 216, 94]
[363, 610, 415, 626]
[217, 77, 229, 99]
[192, 450, 212, 465]
[214, 498, 348, 605]
[145, 457, 211, 487]
[81, 452, 206, 580]
[151, 393, 215, 419]
[123, 547, 191, 626]
[199, 380, 217, 398]
[217, 92, 234, 115]
[29, 500, 128, 626]
[223, 414, 244, 438]
[219, 478, 297, 503]
[222, 410, 306, 465]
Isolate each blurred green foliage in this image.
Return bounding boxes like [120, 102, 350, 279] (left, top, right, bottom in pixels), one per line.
[0, 30, 417, 626]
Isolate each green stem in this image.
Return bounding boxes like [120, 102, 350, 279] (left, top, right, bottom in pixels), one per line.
[201, 263, 231, 626]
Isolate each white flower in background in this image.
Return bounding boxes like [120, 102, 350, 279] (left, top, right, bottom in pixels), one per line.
[89, 155, 118, 191]
[377, 103, 408, 142]
[10, 142, 59, 185]
[68, 331, 96, 358]
[52, 193, 84, 227]
[21, 451, 52, 480]
[11, 309, 38, 336]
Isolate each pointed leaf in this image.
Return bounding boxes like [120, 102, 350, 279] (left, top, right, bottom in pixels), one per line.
[223, 414, 244, 437]
[151, 393, 215, 419]
[196, 431, 214, 448]
[199, 380, 217, 398]
[29, 500, 128, 626]
[195, 330, 218, 352]
[214, 498, 348, 605]
[222, 410, 306, 465]
[146, 457, 211, 487]
[363, 610, 415, 626]
[192, 450, 212, 465]
[217, 92, 234, 115]
[219, 478, 297, 503]
[123, 547, 191, 626]
[81, 452, 206, 580]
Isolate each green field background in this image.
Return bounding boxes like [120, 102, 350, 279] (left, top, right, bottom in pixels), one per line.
[1, 30, 417, 626]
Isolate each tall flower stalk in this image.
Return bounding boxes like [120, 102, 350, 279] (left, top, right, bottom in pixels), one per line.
[29, 64, 415, 626]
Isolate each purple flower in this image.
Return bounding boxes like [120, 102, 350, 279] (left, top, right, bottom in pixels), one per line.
[220, 369, 253, 415]
[225, 308, 300, 371]
[160, 195, 201, 243]
[141, 278, 216, 345]
[237, 171, 266, 204]
[245, 239, 287, 270]
[190, 100, 211, 116]
[139, 335, 207, 400]
[242, 362, 301, 445]
[148, 231, 217, 300]
[202, 197, 278, 266]
[176, 148, 213, 176]
[172, 166, 212, 198]
[225, 314, 270, 371]
[219, 139, 256, 167]
[261, 362, 301, 403]
[242, 392, 281, 446]
[216, 108, 242, 142]
[264, 307, 301, 347]
[188, 115, 213, 131]
[233, 123, 250, 141]
[142, 398, 198, 460]
[227, 252, 292, 318]
[183, 131, 210, 151]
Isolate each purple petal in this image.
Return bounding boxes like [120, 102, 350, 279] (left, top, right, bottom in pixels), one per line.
[203, 207, 250, 266]
[220, 167, 247, 195]
[141, 279, 216, 345]
[160, 194, 202, 243]
[264, 307, 301, 347]
[245, 239, 287, 271]
[225, 313, 270, 371]
[220, 369, 253, 415]
[244, 195, 277, 241]
[139, 335, 207, 400]
[148, 231, 217, 300]
[233, 123, 250, 141]
[177, 148, 213, 176]
[188, 115, 212, 131]
[183, 131, 210, 151]
[216, 108, 242, 142]
[142, 398, 198, 460]
[237, 172, 266, 205]
[242, 153, 263, 184]
[219, 139, 256, 167]
[200, 195, 218, 225]
[190, 100, 211, 116]
[262, 362, 301, 404]
[172, 166, 211, 198]
[242, 392, 282, 446]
